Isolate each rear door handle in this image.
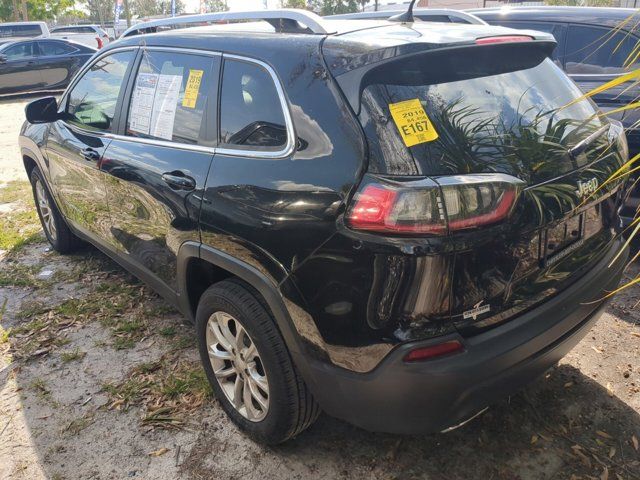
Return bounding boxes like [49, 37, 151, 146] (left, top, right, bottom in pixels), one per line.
[162, 171, 196, 191]
[80, 148, 100, 161]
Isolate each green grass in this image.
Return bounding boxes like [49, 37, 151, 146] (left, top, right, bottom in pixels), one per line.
[0, 325, 9, 345]
[161, 368, 211, 399]
[102, 377, 152, 405]
[11, 317, 48, 336]
[113, 337, 137, 350]
[159, 326, 176, 337]
[170, 335, 195, 351]
[60, 348, 86, 363]
[0, 211, 42, 251]
[63, 414, 94, 435]
[0, 264, 41, 288]
[104, 362, 212, 418]
[0, 181, 43, 253]
[30, 378, 52, 401]
[0, 181, 31, 204]
[136, 361, 162, 374]
[113, 319, 145, 335]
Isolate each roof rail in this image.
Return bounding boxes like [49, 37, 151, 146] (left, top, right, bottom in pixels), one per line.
[120, 9, 334, 38]
[327, 9, 486, 25]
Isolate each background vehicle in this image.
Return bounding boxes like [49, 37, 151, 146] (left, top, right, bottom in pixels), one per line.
[468, 6, 640, 224]
[0, 22, 49, 45]
[327, 8, 485, 24]
[0, 39, 95, 94]
[51, 24, 110, 49]
[20, 10, 628, 444]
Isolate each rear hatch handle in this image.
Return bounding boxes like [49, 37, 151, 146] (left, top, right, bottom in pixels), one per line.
[568, 124, 610, 160]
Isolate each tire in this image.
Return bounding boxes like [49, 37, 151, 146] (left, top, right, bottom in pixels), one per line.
[196, 279, 320, 444]
[30, 166, 82, 254]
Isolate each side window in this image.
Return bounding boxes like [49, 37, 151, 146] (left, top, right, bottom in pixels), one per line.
[219, 58, 288, 150]
[415, 15, 453, 23]
[66, 50, 135, 132]
[39, 41, 75, 56]
[566, 24, 638, 75]
[3, 42, 35, 60]
[125, 50, 216, 145]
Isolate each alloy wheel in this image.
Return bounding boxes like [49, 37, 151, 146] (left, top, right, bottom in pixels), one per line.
[206, 311, 269, 421]
[35, 179, 57, 241]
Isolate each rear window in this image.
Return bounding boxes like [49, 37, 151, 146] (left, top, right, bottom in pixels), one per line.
[53, 26, 95, 34]
[359, 58, 604, 183]
[0, 24, 43, 38]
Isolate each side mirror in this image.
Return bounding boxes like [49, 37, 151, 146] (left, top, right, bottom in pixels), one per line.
[25, 96, 60, 124]
[0, 55, 7, 64]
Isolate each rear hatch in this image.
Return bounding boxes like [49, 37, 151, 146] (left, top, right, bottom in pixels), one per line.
[326, 27, 628, 333]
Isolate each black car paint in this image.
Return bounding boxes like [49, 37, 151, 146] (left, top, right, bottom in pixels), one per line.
[19, 22, 628, 433]
[0, 39, 94, 94]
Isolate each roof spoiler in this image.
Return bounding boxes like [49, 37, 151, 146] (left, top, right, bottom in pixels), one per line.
[120, 9, 334, 37]
[333, 38, 557, 115]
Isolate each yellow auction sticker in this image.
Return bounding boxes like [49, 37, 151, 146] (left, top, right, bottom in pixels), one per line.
[388, 98, 438, 147]
[182, 69, 204, 109]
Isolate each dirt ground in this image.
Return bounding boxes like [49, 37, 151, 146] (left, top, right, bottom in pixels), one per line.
[0, 95, 639, 480]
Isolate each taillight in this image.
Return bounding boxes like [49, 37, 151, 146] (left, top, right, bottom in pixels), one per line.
[346, 174, 524, 235]
[475, 35, 533, 45]
[96, 37, 103, 49]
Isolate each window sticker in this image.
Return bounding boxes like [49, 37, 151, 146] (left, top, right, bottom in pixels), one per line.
[129, 73, 182, 140]
[129, 73, 158, 135]
[182, 69, 203, 109]
[388, 98, 439, 147]
[150, 74, 181, 140]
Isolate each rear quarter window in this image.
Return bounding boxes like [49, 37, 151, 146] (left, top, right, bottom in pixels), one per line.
[219, 58, 288, 151]
[38, 41, 76, 55]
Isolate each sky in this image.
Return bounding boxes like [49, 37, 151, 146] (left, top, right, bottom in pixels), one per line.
[182, 0, 294, 15]
[180, 0, 392, 15]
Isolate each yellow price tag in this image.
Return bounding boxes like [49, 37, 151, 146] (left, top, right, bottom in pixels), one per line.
[182, 69, 204, 109]
[388, 98, 438, 147]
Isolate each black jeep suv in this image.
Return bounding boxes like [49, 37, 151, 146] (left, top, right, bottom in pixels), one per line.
[19, 9, 629, 444]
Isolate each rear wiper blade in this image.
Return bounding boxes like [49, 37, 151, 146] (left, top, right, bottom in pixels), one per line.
[568, 124, 610, 159]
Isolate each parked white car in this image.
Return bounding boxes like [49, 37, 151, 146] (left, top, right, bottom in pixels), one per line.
[50, 24, 109, 49]
[0, 22, 49, 44]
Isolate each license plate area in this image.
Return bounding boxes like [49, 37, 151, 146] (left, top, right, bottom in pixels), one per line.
[540, 214, 585, 267]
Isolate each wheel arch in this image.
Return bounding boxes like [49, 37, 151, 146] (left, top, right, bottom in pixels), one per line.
[177, 242, 304, 357]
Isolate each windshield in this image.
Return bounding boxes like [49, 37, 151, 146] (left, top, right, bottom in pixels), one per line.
[360, 58, 606, 184]
[0, 24, 43, 38]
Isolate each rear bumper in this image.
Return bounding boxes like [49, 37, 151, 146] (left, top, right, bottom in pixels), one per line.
[298, 239, 628, 434]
